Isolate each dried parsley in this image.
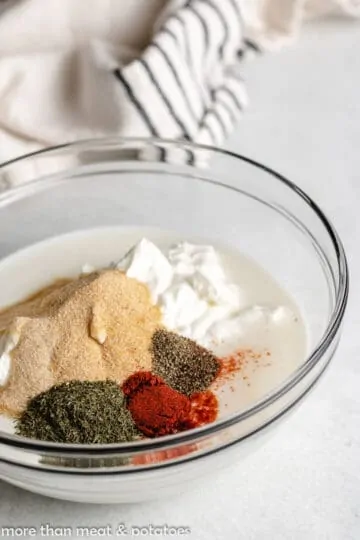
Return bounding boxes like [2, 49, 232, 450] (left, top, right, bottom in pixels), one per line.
[16, 380, 140, 444]
[151, 329, 220, 396]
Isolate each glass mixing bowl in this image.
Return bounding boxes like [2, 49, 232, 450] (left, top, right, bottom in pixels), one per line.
[0, 138, 348, 503]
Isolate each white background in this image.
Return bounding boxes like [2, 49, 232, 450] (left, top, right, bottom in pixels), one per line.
[0, 20, 359, 540]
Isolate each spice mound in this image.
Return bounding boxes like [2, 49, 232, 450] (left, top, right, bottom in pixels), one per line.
[16, 380, 140, 444]
[186, 391, 219, 428]
[152, 329, 220, 396]
[0, 270, 160, 416]
[123, 371, 191, 437]
[123, 371, 219, 438]
[0, 239, 262, 443]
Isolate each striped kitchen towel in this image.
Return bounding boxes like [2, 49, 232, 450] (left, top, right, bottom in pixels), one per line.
[0, 0, 251, 176]
[0, 0, 359, 174]
[112, 0, 251, 148]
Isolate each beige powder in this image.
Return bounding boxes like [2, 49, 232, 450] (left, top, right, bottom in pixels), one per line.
[0, 270, 161, 416]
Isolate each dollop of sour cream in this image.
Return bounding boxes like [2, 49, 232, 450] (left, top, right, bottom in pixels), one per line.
[120, 239, 295, 349]
[0, 329, 19, 386]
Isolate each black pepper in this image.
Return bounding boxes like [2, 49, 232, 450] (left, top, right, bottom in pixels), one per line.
[151, 329, 220, 396]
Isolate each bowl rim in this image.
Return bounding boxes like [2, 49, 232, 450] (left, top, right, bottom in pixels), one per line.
[0, 137, 349, 454]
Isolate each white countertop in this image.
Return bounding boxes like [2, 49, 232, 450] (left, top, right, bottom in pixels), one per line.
[0, 20, 359, 540]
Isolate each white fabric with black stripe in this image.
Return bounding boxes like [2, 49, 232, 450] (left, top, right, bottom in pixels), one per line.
[0, 0, 358, 172]
[113, 0, 249, 148]
[0, 0, 256, 179]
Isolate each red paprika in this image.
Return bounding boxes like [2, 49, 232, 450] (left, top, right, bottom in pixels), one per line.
[122, 371, 163, 397]
[123, 372, 191, 437]
[123, 372, 219, 438]
[185, 391, 218, 428]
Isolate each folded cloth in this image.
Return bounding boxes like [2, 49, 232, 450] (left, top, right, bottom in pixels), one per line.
[0, 0, 359, 179]
[112, 0, 249, 147]
[0, 0, 249, 175]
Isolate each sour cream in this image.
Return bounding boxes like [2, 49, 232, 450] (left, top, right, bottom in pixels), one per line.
[120, 239, 296, 350]
[0, 329, 19, 386]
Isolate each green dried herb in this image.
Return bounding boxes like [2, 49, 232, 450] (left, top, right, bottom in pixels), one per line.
[152, 329, 220, 396]
[16, 380, 140, 444]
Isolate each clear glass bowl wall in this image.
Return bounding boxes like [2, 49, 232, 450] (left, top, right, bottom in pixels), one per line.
[0, 139, 347, 476]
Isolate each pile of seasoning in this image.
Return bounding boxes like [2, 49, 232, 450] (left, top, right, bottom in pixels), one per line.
[0, 269, 160, 416]
[16, 380, 140, 444]
[123, 371, 191, 437]
[186, 391, 218, 428]
[14, 329, 241, 444]
[151, 329, 220, 395]
[122, 371, 219, 438]
[16, 372, 220, 443]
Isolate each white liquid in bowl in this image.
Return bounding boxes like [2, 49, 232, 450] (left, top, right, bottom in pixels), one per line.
[0, 226, 307, 435]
